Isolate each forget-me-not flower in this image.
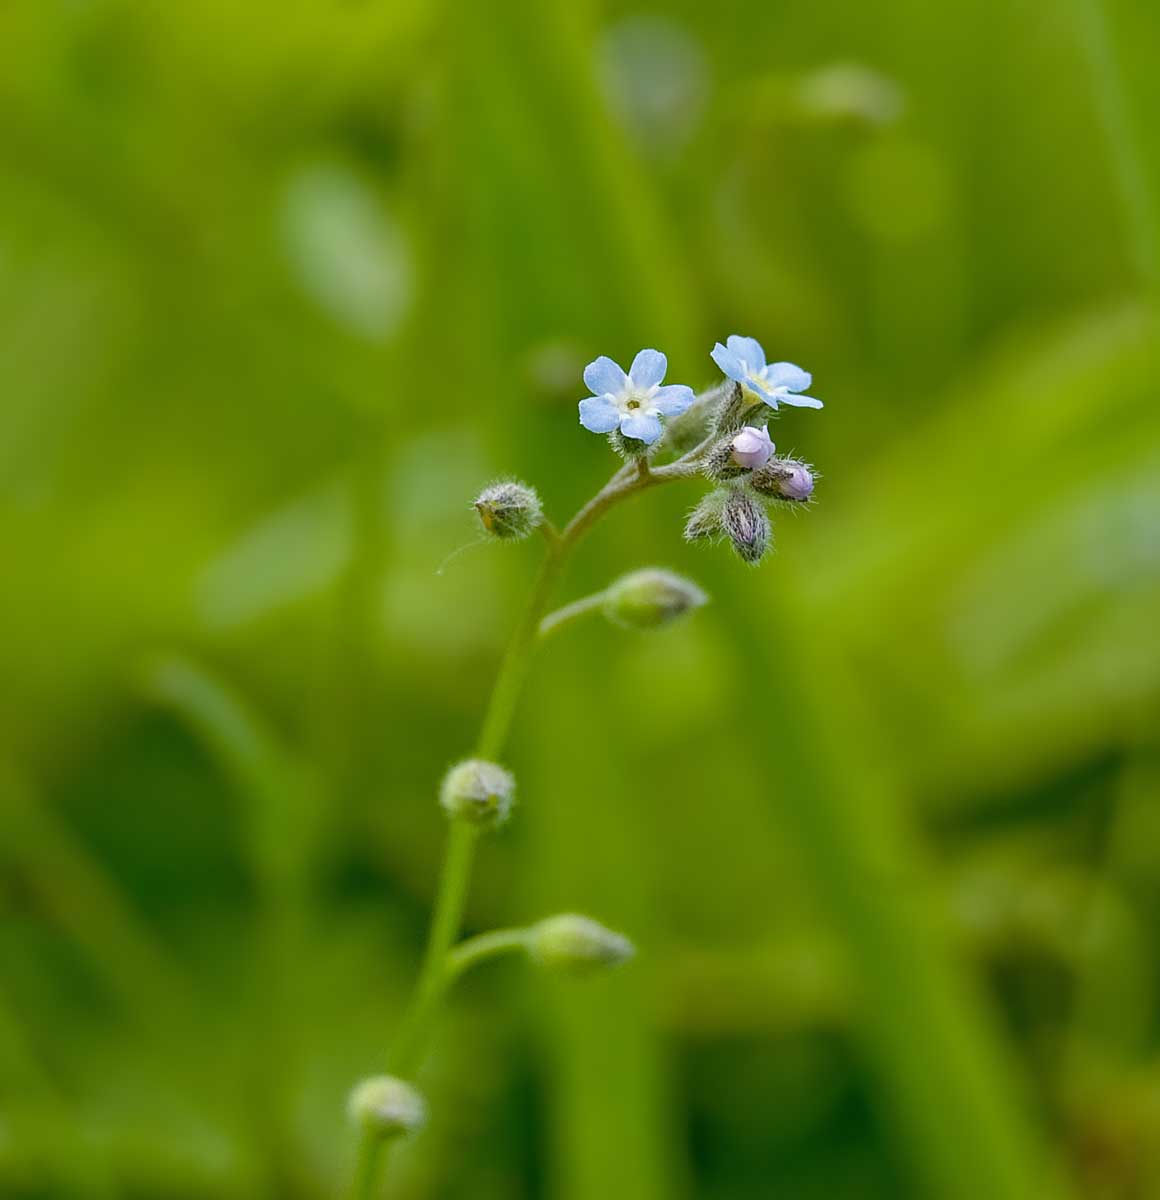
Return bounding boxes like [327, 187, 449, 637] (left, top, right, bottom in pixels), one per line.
[579, 349, 695, 445]
[710, 336, 822, 410]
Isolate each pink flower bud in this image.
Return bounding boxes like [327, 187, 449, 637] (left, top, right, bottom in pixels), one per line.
[730, 425, 774, 469]
[779, 462, 815, 500]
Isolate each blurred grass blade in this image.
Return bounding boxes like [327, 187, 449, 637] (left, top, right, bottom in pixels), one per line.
[0, 760, 190, 1029]
[730, 588, 1077, 1200]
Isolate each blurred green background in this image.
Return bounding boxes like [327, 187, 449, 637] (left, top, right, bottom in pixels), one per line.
[2, 1, 1158, 1197]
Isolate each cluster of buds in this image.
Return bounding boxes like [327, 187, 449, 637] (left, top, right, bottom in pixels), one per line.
[685, 358, 820, 565]
[687, 412, 817, 565]
[473, 334, 821, 567]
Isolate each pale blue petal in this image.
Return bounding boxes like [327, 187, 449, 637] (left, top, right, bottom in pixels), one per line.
[778, 392, 823, 409]
[710, 342, 745, 381]
[579, 394, 621, 433]
[739, 375, 778, 407]
[629, 348, 667, 388]
[619, 411, 664, 443]
[651, 384, 695, 416]
[764, 362, 812, 392]
[583, 356, 626, 397]
[726, 335, 766, 369]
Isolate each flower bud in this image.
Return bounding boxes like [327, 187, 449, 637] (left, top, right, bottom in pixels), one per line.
[439, 759, 515, 828]
[528, 914, 635, 975]
[722, 490, 772, 564]
[730, 425, 774, 469]
[473, 481, 543, 540]
[751, 457, 816, 502]
[607, 429, 653, 460]
[702, 437, 748, 481]
[713, 380, 754, 434]
[602, 568, 707, 631]
[684, 489, 728, 543]
[347, 1076, 427, 1140]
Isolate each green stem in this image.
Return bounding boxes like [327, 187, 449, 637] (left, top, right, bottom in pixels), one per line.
[349, 1133, 385, 1200]
[444, 927, 531, 982]
[388, 819, 479, 1076]
[349, 435, 713, 1198]
[475, 545, 569, 760]
[1071, 0, 1158, 292]
[538, 590, 607, 640]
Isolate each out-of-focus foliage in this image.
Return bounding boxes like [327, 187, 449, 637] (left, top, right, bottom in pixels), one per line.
[1, 0, 1158, 1198]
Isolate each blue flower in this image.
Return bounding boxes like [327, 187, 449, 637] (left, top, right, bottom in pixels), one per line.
[710, 336, 822, 410]
[579, 349, 695, 445]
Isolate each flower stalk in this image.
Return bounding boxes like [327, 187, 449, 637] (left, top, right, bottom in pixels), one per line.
[346, 336, 824, 1198]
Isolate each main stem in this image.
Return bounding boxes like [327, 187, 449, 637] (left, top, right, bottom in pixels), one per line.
[351, 435, 712, 1199]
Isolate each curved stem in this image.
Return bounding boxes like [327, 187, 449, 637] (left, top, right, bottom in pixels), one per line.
[444, 927, 531, 982]
[538, 591, 607, 640]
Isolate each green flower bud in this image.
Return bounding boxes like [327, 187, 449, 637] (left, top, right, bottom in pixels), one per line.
[528, 914, 635, 975]
[473, 481, 543, 540]
[347, 1076, 427, 1140]
[439, 758, 515, 828]
[607, 428, 654, 460]
[602, 568, 707, 631]
[712, 380, 757, 435]
[684, 488, 728, 543]
[722, 489, 771, 564]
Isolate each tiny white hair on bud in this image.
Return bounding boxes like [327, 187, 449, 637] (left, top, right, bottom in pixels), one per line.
[440, 759, 516, 828]
[684, 489, 729, 543]
[722, 489, 771, 565]
[473, 479, 543, 540]
[434, 534, 490, 576]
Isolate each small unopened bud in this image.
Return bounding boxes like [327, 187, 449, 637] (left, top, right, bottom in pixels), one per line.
[751, 458, 816, 502]
[730, 425, 774, 469]
[607, 429, 653, 460]
[713, 380, 754, 434]
[440, 759, 515, 828]
[684, 489, 728, 543]
[474, 481, 543, 540]
[602, 568, 707, 631]
[722, 490, 772, 564]
[703, 437, 747, 481]
[528, 914, 635, 975]
[347, 1076, 427, 1140]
